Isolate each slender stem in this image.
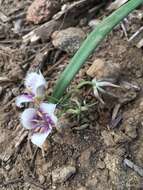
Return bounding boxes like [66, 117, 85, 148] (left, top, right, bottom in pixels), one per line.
[77, 81, 93, 88]
[51, 0, 143, 102]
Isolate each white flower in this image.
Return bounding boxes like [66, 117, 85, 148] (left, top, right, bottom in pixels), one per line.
[16, 71, 46, 107]
[20, 103, 57, 147]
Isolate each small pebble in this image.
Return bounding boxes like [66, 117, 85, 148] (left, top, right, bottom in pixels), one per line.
[52, 27, 86, 55]
[87, 58, 121, 81]
[5, 164, 12, 171]
[88, 19, 101, 29]
[101, 130, 115, 146]
[52, 185, 57, 189]
[52, 165, 76, 183]
[97, 160, 106, 169]
[12, 87, 19, 96]
[39, 175, 45, 184]
[27, 0, 60, 24]
[86, 177, 98, 187]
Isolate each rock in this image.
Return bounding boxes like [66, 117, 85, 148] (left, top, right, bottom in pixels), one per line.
[38, 175, 45, 184]
[52, 185, 57, 189]
[52, 27, 86, 55]
[79, 147, 94, 168]
[5, 164, 12, 171]
[23, 182, 30, 190]
[12, 19, 22, 34]
[88, 19, 101, 29]
[52, 165, 76, 183]
[97, 160, 106, 169]
[117, 44, 126, 55]
[118, 89, 138, 105]
[111, 131, 130, 144]
[86, 59, 120, 81]
[86, 177, 98, 188]
[27, 0, 60, 24]
[11, 87, 19, 96]
[102, 129, 131, 146]
[42, 162, 52, 172]
[101, 130, 115, 146]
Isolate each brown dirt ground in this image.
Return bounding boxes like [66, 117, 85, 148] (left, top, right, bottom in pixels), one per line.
[1, 1, 143, 190]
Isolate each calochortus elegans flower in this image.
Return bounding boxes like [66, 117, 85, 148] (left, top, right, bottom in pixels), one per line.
[16, 71, 58, 148]
[20, 103, 57, 147]
[16, 72, 46, 108]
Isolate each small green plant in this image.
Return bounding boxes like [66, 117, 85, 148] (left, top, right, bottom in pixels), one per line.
[66, 98, 96, 121]
[78, 78, 119, 104]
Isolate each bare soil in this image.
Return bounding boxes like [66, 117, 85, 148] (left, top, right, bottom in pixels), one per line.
[0, 0, 143, 190]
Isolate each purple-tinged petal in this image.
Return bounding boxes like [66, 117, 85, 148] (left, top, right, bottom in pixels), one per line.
[31, 128, 52, 147]
[36, 85, 46, 97]
[40, 103, 56, 115]
[24, 72, 46, 96]
[40, 103, 57, 124]
[15, 94, 34, 108]
[20, 108, 36, 129]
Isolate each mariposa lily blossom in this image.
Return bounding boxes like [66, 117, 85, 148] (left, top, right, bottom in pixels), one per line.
[20, 103, 57, 147]
[16, 72, 46, 108]
[92, 78, 119, 104]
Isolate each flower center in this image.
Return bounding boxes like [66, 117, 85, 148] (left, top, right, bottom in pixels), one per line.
[31, 110, 54, 133]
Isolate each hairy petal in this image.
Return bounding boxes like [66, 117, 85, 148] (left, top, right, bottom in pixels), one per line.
[36, 85, 46, 97]
[25, 72, 46, 96]
[20, 108, 36, 129]
[40, 103, 57, 124]
[31, 128, 52, 147]
[15, 94, 34, 108]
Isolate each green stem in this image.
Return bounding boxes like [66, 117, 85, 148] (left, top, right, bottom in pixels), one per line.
[51, 0, 143, 102]
[77, 81, 93, 88]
